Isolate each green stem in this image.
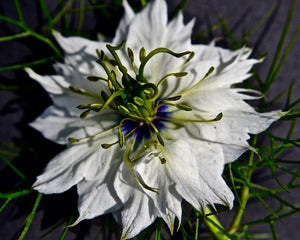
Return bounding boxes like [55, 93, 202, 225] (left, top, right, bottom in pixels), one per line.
[228, 184, 250, 234]
[18, 193, 42, 240]
[0, 31, 30, 42]
[203, 208, 231, 240]
[0, 189, 31, 199]
[228, 137, 257, 234]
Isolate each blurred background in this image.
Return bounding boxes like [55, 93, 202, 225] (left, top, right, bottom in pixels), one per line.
[0, 0, 299, 239]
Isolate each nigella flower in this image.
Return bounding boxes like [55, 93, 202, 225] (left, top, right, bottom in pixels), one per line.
[26, 0, 282, 239]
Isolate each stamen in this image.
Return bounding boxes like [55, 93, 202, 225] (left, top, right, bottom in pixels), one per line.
[118, 118, 137, 148]
[125, 139, 159, 193]
[127, 102, 139, 112]
[148, 121, 164, 146]
[68, 125, 118, 143]
[106, 41, 130, 83]
[127, 47, 138, 75]
[158, 102, 192, 112]
[158, 112, 223, 123]
[101, 141, 118, 149]
[96, 49, 117, 66]
[157, 72, 187, 87]
[160, 95, 182, 102]
[101, 90, 109, 102]
[96, 51, 121, 90]
[138, 47, 192, 83]
[179, 66, 215, 95]
[89, 103, 103, 111]
[133, 96, 144, 106]
[117, 105, 131, 115]
[87, 76, 108, 82]
[77, 104, 90, 109]
[139, 47, 146, 62]
[175, 103, 193, 111]
[80, 110, 90, 119]
[69, 86, 83, 94]
[140, 83, 159, 101]
[96, 90, 126, 114]
[159, 157, 166, 164]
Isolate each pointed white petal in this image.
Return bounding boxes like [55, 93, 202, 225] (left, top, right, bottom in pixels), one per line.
[164, 137, 234, 210]
[177, 46, 258, 94]
[126, 0, 168, 51]
[33, 130, 118, 194]
[133, 152, 182, 228]
[113, 0, 135, 45]
[183, 109, 282, 147]
[52, 30, 106, 56]
[30, 106, 76, 144]
[120, 193, 156, 240]
[113, 162, 157, 239]
[25, 67, 68, 94]
[30, 105, 118, 144]
[75, 178, 122, 223]
[121, 0, 194, 86]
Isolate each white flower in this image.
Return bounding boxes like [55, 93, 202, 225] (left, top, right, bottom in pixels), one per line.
[26, 0, 282, 239]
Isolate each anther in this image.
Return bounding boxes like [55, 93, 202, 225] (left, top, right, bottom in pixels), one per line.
[127, 47, 138, 75]
[117, 105, 131, 115]
[127, 102, 138, 112]
[139, 47, 146, 62]
[176, 103, 193, 111]
[164, 95, 182, 101]
[89, 103, 103, 111]
[101, 90, 109, 101]
[101, 143, 111, 149]
[159, 157, 166, 164]
[68, 138, 77, 143]
[80, 110, 90, 119]
[133, 96, 144, 106]
[77, 104, 90, 109]
[87, 76, 107, 82]
[69, 86, 83, 94]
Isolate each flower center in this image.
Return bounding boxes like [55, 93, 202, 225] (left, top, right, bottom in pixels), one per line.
[68, 41, 223, 192]
[70, 41, 195, 148]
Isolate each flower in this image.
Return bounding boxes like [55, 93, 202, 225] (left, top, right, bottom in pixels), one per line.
[26, 0, 282, 238]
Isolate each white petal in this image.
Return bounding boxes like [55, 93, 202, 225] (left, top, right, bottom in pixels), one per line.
[112, 0, 135, 45]
[53, 59, 108, 96]
[184, 109, 281, 146]
[53, 30, 106, 56]
[164, 137, 234, 210]
[31, 105, 118, 144]
[30, 106, 76, 144]
[122, 0, 194, 86]
[26, 65, 109, 117]
[191, 44, 252, 65]
[33, 130, 118, 194]
[181, 109, 282, 164]
[25, 67, 68, 94]
[134, 153, 182, 230]
[182, 88, 256, 113]
[120, 193, 156, 240]
[126, 0, 168, 51]
[113, 162, 157, 239]
[74, 178, 122, 223]
[178, 46, 259, 93]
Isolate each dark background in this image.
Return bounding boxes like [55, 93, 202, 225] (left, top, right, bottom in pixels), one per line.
[0, 0, 299, 239]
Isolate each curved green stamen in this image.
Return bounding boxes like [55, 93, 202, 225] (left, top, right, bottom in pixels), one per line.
[138, 47, 192, 83]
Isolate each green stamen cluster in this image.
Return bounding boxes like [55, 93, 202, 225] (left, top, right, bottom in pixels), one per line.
[72, 41, 194, 148]
[68, 41, 223, 192]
